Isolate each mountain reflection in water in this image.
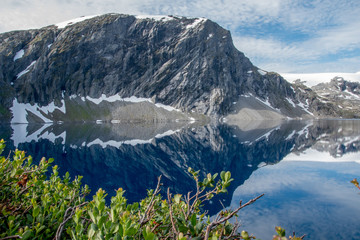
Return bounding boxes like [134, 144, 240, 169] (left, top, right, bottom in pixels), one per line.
[1, 119, 360, 238]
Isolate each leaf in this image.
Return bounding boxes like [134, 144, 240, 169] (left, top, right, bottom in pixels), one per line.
[48, 158, 54, 163]
[114, 233, 122, 240]
[98, 215, 107, 227]
[174, 194, 182, 204]
[26, 214, 33, 223]
[211, 235, 218, 240]
[212, 173, 218, 180]
[110, 208, 116, 222]
[21, 230, 32, 240]
[225, 171, 231, 182]
[220, 171, 226, 181]
[191, 214, 197, 227]
[275, 226, 286, 237]
[36, 225, 46, 234]
[195, 222, 203, 234]
[98, 201, 105, 211]
[178, 224, 188, 234]
[32, 206, 40, 218]
[125, 227, 137, 236]
[118, 224, 124, 236]
[75, 224, 83, 234]
[145, 232, 155, 240]
[88, 223, 98, 238]
[88, 210, 96, 223]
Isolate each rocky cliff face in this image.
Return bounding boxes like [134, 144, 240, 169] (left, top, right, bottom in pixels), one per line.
[0, 13, 325, 123]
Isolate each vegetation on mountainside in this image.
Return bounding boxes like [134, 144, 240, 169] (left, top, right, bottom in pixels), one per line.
[0, 139, 304, 239]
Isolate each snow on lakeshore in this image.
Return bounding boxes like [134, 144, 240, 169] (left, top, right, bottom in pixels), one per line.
[281, 72, 360, 88]
[73, 94, 180, 112]
[55, 15, 100, 29]
[10, 122, 182, 149]
[81, 128, 182, 148]
[11, 99, 66, 124]
[11, 124, 66, 147]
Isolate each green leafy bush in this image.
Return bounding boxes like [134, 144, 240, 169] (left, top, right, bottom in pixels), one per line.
[0, 139, 304, 239]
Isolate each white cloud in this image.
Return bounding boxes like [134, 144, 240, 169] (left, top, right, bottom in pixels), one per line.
[302, 21, 360, 55]
[233, 17, 360, 73]
[233, 36, 312, 62]
[0, 0, 359, 73]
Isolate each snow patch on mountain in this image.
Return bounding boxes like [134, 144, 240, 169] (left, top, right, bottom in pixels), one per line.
[13, 49, 24, 61]
[135, 15, 175, 22]
[186, 18, 206, 29]
[16, 61, 36, 79]
[56, 15, 100, 29]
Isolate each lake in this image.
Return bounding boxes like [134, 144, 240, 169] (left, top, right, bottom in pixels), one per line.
[1, 119, 360, 239]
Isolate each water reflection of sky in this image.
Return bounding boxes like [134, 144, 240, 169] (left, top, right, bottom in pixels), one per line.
[232, 160, 360, 239]
[3, 119, 360, 239]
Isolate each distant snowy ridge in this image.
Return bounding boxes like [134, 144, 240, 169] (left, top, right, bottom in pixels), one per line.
[281, 72, 360, 87]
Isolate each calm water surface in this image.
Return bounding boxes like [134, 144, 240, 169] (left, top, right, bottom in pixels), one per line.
[1, 119, 360, 239]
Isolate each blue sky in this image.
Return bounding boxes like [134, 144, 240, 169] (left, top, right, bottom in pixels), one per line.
[1, 0, 359, 73]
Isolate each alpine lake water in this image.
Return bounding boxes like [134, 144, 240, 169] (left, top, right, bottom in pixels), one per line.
[1, 119, 360, 239]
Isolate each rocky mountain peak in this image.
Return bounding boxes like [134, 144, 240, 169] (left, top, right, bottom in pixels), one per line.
[0, 13, 346, 123]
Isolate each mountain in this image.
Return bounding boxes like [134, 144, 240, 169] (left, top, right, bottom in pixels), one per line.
[0, 13, 355, 123]
[284, 74, 360, 118]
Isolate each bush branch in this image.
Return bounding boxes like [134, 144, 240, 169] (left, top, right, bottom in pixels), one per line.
[204, 194, 264, 240]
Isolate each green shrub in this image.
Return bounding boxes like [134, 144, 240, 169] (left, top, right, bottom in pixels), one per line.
[0, 139, 303, 239]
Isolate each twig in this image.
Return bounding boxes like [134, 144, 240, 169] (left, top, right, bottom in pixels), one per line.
[0, 236, 22, 240]
[139, 175, 162, 226]
[167, 188, 178, 238]
[219, 199, 226, 210]
[151, 222, 162, 233]
[18, 186, 31, 196]
[21, 205, 32, 216]
[22, 169, 37, 175]
[6, 150, 12, 161]
[298, 234, 306, 239]
[55, 202, 88, 240]
[204, 194, 264, 240]
[11, 203, 24, 215]
[225, 221, 241, 239]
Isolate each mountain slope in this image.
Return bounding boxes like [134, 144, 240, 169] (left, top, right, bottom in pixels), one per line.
[0, 14, 334, 123]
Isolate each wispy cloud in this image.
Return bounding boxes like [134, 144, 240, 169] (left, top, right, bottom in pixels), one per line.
[0, 0, 359, 73]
